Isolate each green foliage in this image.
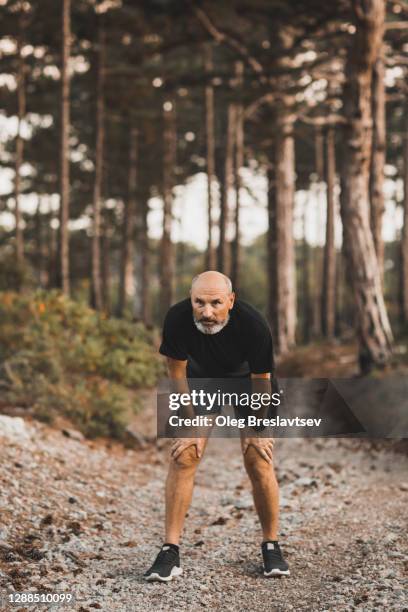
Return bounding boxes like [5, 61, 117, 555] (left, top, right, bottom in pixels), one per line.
[0, 290, 165, 438]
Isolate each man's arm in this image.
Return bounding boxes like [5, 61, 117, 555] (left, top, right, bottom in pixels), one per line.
[166, 356, 188, 379]
[165, 357, 208, 458]
[166, 357, 195, 419]
[242, 371, 274, 463]
[251, 372, 271, 420]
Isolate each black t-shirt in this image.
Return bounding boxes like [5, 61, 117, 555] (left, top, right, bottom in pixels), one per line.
[159, 298, 274, 377]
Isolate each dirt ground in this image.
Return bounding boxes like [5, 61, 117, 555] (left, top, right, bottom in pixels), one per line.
[0, 343, 407, 611]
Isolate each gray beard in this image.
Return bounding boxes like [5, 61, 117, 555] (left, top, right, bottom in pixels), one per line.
[193, 313, 230, 335]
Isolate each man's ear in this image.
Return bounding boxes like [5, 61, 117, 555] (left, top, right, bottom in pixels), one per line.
[229, 292, 235, 309]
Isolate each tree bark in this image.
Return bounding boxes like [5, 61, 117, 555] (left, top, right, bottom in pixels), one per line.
[204, 44, 216, 270]
[302, 198, 311, 343]
[91, 16, 105, 311]
[267, 165, 278, 342]
[312, 127, 324, 337]
[14, 15, 25, 269]
[231, 61, 244, 291]
[217, 103, 236, 275]
[35, 196, 42, 285]
[401, 109, 408, 323]
[140, 193, 151, 326]
[59, 0, 71, 295]
[118, 125, 138, 317]
[101, 211, 111, 315]
[160, 100, 176, 318]
[321, 127, 337, 339]
[369, 45, 386, 284]
[340, 0, 393, 370]
[315, 127, 324, 180]
[270, 105, 297, 354]
[48, 198, 58, 289]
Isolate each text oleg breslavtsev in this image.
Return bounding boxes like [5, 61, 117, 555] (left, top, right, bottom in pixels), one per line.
[167, 415, 322, 429]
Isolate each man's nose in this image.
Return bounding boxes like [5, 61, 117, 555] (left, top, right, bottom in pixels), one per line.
[202, 305, 213, 318]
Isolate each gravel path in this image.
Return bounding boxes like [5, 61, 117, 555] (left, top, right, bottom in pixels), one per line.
[0, 414, 407, 612]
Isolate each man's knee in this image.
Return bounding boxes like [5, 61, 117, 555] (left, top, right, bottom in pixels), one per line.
[171, 444, 201, 469]
[243, 444, 273, 479]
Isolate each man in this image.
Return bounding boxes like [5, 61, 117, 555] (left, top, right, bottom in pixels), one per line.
[144, 270, 289, 582]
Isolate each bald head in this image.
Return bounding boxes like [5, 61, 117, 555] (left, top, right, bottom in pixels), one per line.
[190, 271, 235, 335]
[191, 271, 232, 295]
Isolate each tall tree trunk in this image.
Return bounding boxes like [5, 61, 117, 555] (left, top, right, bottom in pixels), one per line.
[270, 105, 297, 354]
[312, 127, 324, 337]
[340, 0, 393, 370]
[231, 61, 244, 291]
[35, 196, 45, 287]
[91, 17, 105, 310]
[140, 193, 151, 326]
[315, 127, 324, 180]
[321, 127, 337, 339]
[302, 198, 311, 343]
[217, 103, 236, 275]
[204, 44, 216, 270]
[101, 211, 111, 315]
[118, 125, 138, 316]
[15, 16, 25, 269]
[48, 197, 58, 288]
[267, 165, 278, 341]
[59, 0, 71, 295]
[369, 45, 386, 284]
[160, 100, 176, 318]
[335, 250, 342, 336]
[401, 109, 408, 323]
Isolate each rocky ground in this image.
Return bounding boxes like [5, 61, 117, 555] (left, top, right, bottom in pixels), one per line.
[0, 407, 407, 612]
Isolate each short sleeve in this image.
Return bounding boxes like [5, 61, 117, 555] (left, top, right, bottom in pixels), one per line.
[159, 309, 188, 361]
[247, 323, 274, 374]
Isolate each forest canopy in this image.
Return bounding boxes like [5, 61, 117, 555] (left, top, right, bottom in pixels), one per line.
[0, 0, 407, 373]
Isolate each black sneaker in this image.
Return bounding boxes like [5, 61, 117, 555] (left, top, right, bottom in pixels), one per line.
[262, 541, 290, 577]
[144, 544, 183, 582]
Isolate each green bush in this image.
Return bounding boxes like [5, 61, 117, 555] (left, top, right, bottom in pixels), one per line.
[0, 290, 165, 438]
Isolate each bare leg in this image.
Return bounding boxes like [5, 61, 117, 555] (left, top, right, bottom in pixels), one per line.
[165, 437, 209, 545]
[241, 441, 280, 541]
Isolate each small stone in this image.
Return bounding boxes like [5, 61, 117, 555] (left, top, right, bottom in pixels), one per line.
[67, 521, 81, 536]
[123, 428, 146, 449]
[0, 415, 31, 442]
[62, 428, 84, 441]
[294, 477, 318, 488]
[211, 516, 228, 526]
[40, 514, 53, 526]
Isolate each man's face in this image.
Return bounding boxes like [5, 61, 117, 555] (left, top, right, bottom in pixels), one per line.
[190, 284, 235, 335]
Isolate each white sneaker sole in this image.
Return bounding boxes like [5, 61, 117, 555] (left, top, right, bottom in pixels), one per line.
[145, 566, 183, 582]
[264, 568, 290, 577]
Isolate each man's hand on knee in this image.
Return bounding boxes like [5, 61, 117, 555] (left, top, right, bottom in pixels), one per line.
[242, 437, 274, 464]
[171, 437, 206, 461]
